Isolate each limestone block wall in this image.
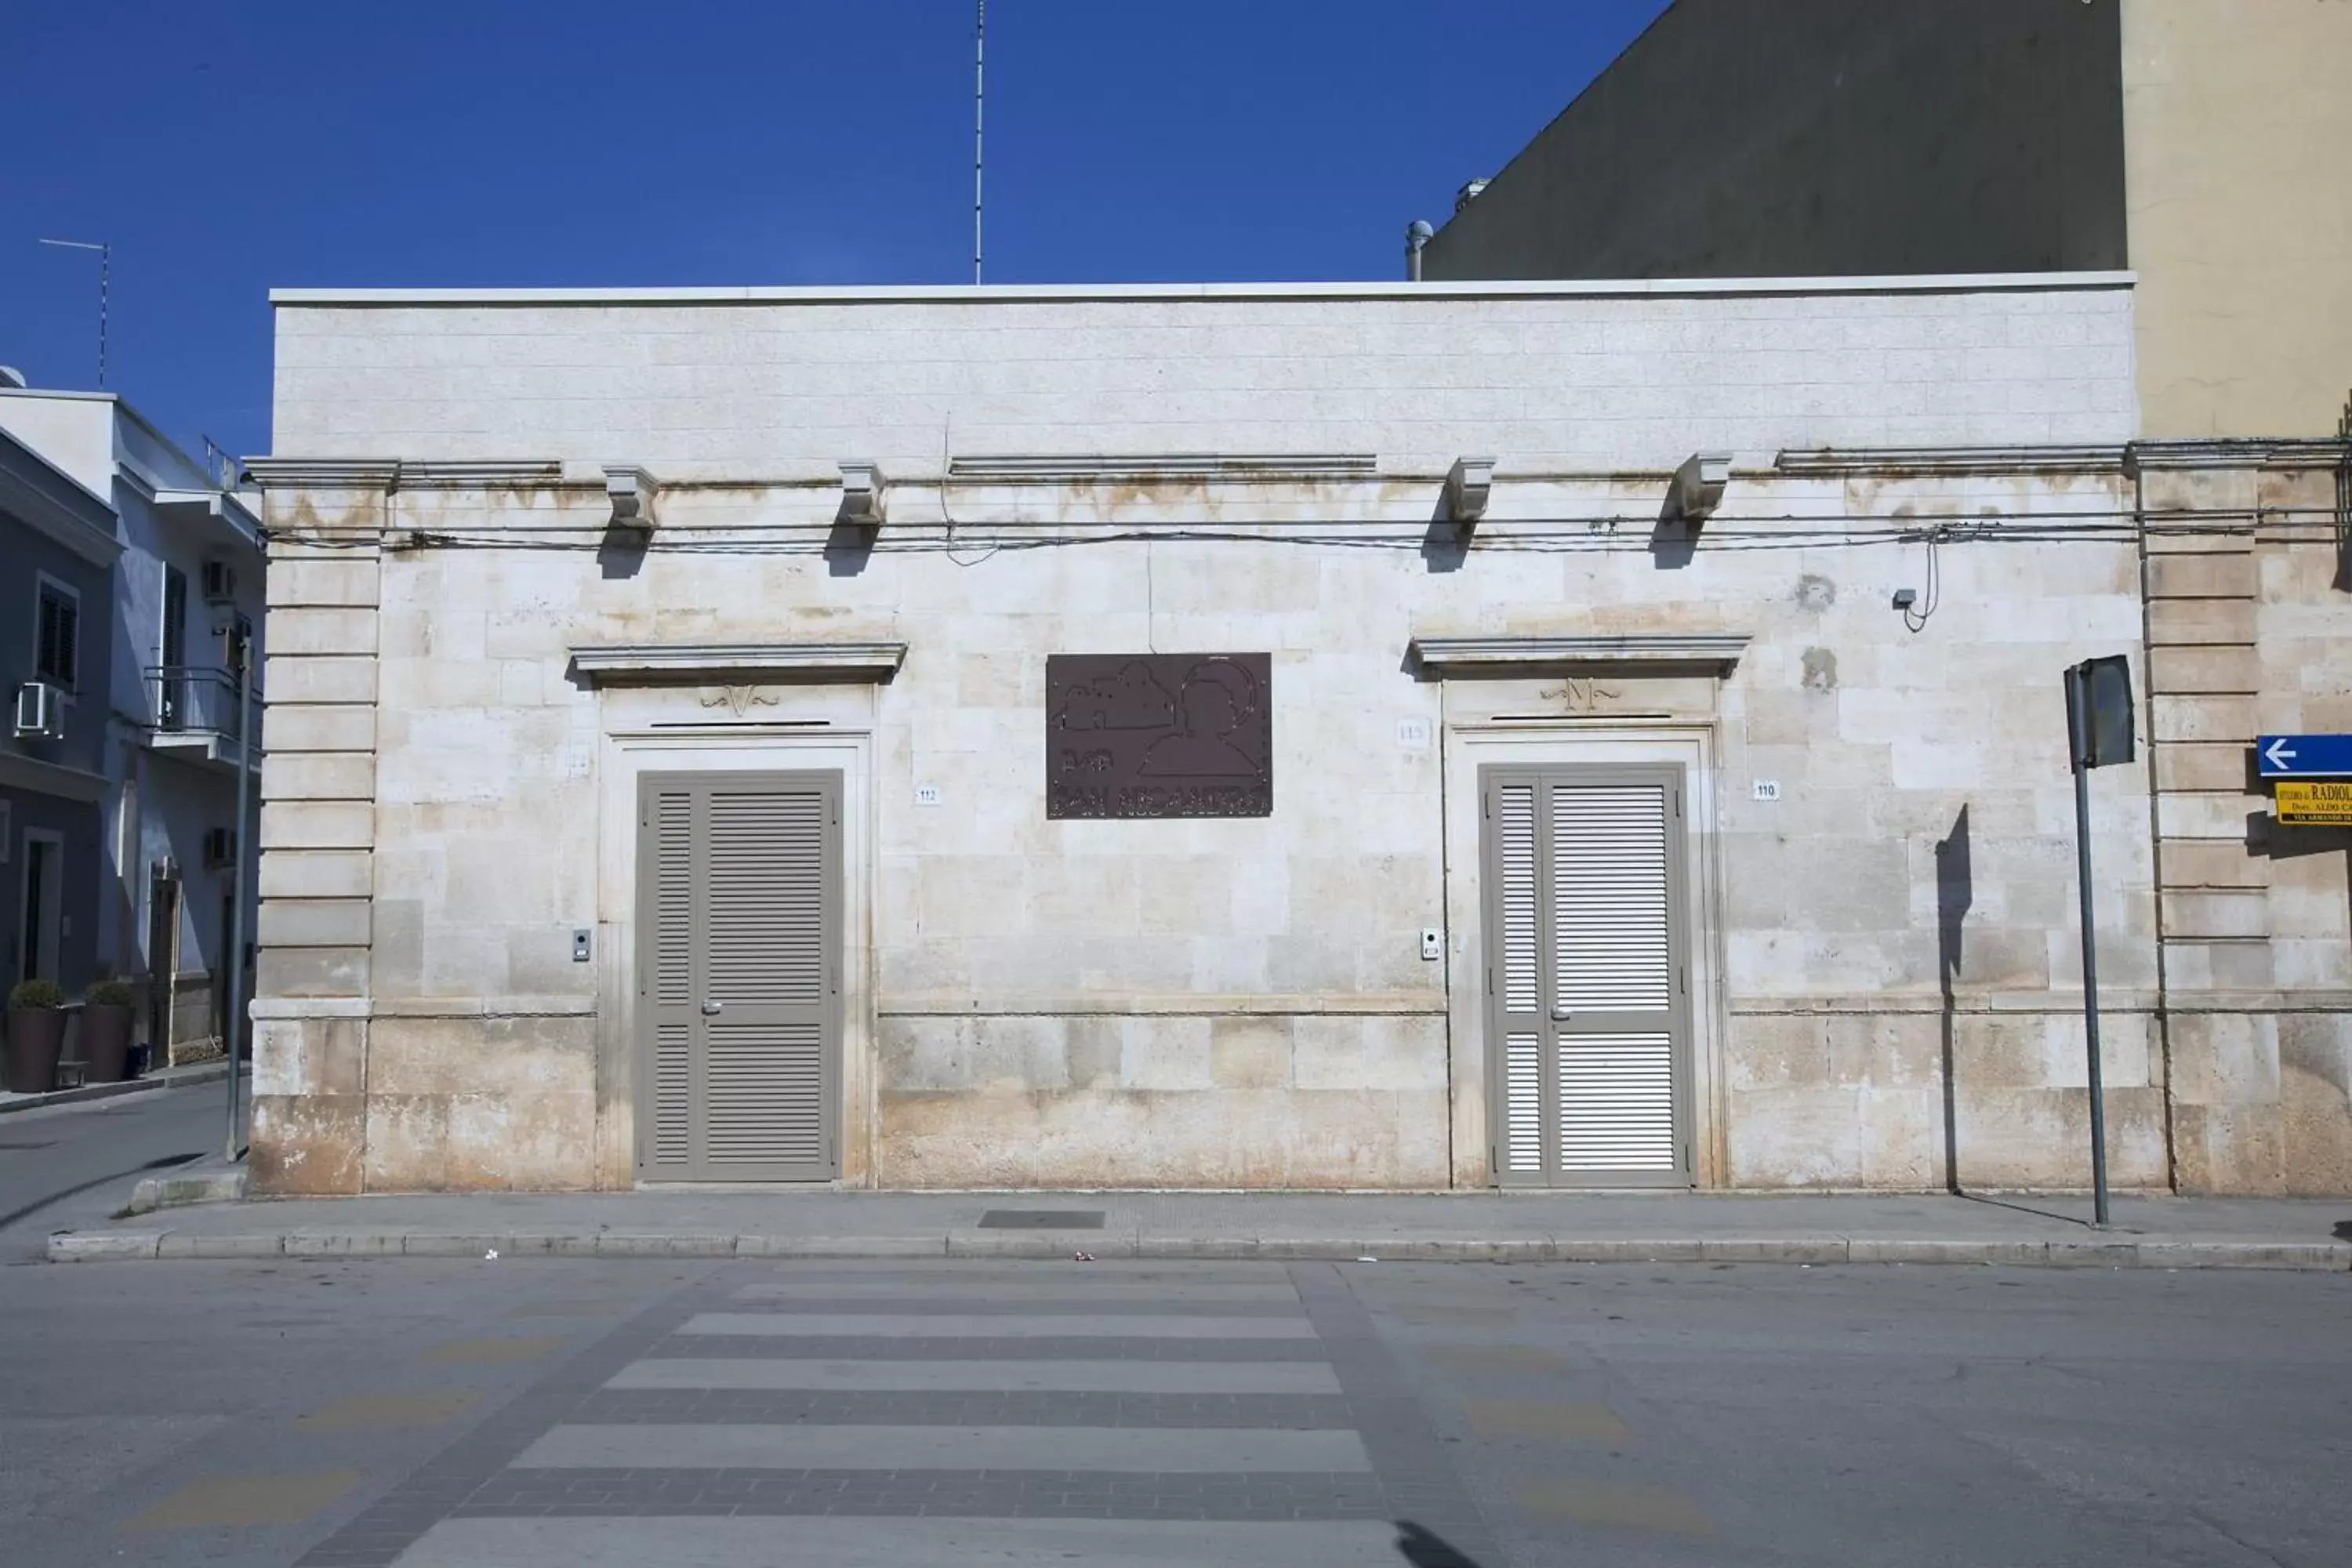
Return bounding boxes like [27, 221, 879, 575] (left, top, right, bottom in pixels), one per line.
[270, 279, 2137, 472]
[252, 278, 2283, 1196]
[248, 488, 383, 1195]
[2136, 453, 2352, 1194]
[368, 505, 604, 1191]
[241, 463, 2176, 1194]
[1698, 470, 2165, 1189]
[2258, 464, 2352, 1192]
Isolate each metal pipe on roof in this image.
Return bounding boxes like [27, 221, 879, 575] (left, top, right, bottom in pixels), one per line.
[1405, 220, 1435, 281]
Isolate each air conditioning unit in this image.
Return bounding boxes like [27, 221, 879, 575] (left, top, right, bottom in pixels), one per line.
[201, 827, 238, 869]
[13, 681, 63, 739]
[201, 561, 238, 605]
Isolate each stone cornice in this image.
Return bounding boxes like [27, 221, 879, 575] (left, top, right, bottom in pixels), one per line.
[2126, 437, 2352, 472]
[1776, 445, 2127, 477]
[240, 458, 563, 491]
[268, 271, 2136, 307]
[568, 642, 908, 683]
[948, 453, 1379, 484]
[239, 458, 402, 490]
[397, 460, 565, 488]
[1407, 634, 1751, 674]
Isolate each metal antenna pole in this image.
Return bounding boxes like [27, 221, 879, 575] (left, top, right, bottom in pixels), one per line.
[37, 238, 110, 387]
[975, 0, 985, 285]
[225, 635, 253, 1160]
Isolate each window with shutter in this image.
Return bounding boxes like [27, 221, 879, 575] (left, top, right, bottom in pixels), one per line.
[35, 581, 78, 689]
[637, 771, 840, 1181]
[1483, 766, 1689, 1186]
[160, 568, 188, 729]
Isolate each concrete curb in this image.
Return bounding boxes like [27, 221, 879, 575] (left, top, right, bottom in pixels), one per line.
[0, 1062, 229, 1117]
[43, 1230, 2352, 1270]
[124, 1161, 249, 1215]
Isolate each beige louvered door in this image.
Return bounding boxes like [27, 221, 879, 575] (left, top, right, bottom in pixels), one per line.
[637, 772, 840, 1181]
[1483, 765, 1690, 1187]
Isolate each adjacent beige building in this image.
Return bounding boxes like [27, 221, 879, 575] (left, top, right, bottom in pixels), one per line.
[2121, 0, 2352, 437]
[240, 274, 2350, 1198]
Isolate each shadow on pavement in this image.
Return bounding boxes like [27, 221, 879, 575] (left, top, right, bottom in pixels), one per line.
[1957, 1191, 2103, 1230]
[1395, 1519, 1487, 1566]
[0, 1152, 201, 1232]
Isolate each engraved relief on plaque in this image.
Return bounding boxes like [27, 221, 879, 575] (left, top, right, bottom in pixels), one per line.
[1045, 653, 1272, 818]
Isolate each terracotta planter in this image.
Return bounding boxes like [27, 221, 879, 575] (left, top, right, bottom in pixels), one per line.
[4, 1008, 67, 1094]
[80, 1004, 136, 1083]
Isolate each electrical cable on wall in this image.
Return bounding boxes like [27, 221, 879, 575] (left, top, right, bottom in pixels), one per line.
[938, 416, 1000, 567]
[1901, 525, 1946, 633]
[265, 506, 2343, 557]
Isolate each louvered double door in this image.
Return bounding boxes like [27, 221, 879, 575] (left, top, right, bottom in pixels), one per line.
[637, 772, 840, 1181]
[1483, 766, 1690, 1186]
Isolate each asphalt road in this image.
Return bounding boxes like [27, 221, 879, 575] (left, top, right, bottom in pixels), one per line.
[0, 1076, 230, 1260]
[0, 1251, 2343, 1567]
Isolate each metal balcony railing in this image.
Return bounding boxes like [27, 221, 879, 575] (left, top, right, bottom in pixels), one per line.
[147, 666, 257, 743]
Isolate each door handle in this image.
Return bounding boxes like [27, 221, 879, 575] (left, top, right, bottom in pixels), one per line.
[701, 1000, 724, 1015]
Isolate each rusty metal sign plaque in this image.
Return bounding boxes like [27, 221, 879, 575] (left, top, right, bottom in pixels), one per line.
[1047, 654, 1272, 818]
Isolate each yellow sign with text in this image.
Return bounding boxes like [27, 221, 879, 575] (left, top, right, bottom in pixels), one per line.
[2275, 780, 2352, 826]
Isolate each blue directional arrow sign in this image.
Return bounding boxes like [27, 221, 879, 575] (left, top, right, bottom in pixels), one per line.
[2256, 734, 2352, 779]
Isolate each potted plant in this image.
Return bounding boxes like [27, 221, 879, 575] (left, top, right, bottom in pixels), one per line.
[5, 979, 67, 1094]
[80, 979, 138, 1084]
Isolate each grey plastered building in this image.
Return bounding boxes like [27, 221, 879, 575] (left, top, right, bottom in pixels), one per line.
[0, 386, 267, 1056]
[0, 425, 118, 994]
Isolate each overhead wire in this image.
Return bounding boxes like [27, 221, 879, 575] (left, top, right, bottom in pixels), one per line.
[267, 506, 2346, 560]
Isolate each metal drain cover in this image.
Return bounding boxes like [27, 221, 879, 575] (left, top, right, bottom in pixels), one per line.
[977, 1209, 1105, 1230]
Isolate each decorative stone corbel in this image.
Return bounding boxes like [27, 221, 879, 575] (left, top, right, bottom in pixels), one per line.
[1443, 456, 1494, 534]
[1671, 452, 1731, 525]
[603, 465, 658, 536]
[838, 461, 885, 528]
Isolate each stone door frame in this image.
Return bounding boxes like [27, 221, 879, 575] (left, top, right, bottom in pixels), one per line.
[1441, 722, 1729, 1188]
[595, 716, 876, 1190]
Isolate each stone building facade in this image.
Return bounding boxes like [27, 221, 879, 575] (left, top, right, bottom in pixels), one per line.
[241, 274, 2351, 1196]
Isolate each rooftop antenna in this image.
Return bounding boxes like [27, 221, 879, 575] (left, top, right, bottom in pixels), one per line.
[975, 0, 985, 285]
[38, 238, 110, 388]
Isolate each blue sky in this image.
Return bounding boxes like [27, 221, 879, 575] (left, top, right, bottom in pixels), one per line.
[2, 2, 1665, 462]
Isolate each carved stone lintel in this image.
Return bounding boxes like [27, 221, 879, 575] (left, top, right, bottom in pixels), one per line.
[1537, 677, 1624, 713]
[698, 684, 782, 718]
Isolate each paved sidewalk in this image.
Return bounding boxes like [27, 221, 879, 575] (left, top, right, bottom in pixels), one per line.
[44, 1187, 2352, 1269]
[0, 1058, 229, 1116]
